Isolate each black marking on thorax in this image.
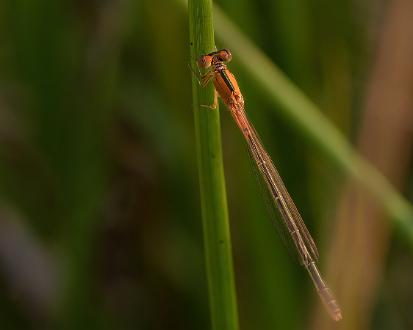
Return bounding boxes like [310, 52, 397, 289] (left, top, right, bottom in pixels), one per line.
[213, 61, 235, 92]
[219, 69, 235, 92]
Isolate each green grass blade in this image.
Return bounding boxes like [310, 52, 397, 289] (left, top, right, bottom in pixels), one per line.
[188, 1, 239, 329]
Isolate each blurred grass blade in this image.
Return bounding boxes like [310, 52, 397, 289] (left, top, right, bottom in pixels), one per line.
[211, 5, 413, 246]
[188, 0, 239, 329]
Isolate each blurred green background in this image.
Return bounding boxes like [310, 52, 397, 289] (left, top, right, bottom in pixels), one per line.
[1, 0, 413, 329]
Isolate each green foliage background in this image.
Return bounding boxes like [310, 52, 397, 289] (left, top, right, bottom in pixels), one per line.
[0, 0, 412, 329]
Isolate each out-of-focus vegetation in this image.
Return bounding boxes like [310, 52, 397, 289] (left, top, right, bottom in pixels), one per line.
[0, 0, 413, 329]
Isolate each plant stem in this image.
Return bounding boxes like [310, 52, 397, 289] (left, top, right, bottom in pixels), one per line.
[188, 1, 239, 329]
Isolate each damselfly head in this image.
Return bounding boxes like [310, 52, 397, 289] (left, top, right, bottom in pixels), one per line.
[198, 49, 232, 68]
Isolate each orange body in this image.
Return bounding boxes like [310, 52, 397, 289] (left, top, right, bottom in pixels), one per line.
[213, 69, 244, 111]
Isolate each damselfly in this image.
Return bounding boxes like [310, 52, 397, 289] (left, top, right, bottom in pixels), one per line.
[197, 49, 342, 321]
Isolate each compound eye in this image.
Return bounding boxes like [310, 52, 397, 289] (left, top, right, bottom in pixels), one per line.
[217, 49, 232, 62]
[197, 55, 212, 68]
